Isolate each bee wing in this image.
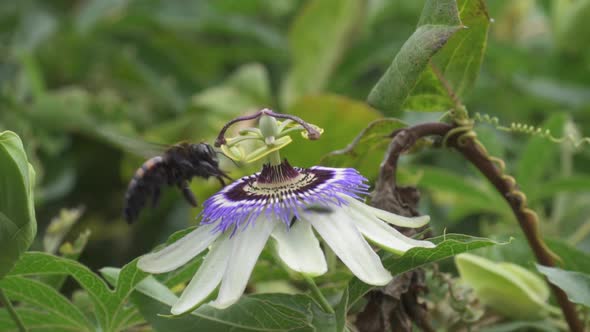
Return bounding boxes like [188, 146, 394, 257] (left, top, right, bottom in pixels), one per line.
[93, 126, 168, 158]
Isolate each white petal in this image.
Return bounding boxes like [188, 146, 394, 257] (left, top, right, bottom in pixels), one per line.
[347, 207, 435, 255]
[138, 223, 220, 274]
[210, 218, 275, 309]
[271, 220, 327, 276]
[171, 234, 232, 315]
[342, 194, 430, 228]
[304, 209, 392, 286]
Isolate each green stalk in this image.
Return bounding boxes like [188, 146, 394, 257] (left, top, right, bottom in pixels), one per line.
[302, 275, 334, 314]
[268, 150, 282, 166]
[0, 289, 27, 332]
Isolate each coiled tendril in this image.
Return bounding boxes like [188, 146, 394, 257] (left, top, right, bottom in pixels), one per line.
[473, 113, 590, 149]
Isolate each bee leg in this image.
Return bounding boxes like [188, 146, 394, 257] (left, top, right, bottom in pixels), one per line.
[216, 176, 226, 186]
[220, 170, 232, 182]
[289, 216, 297, 227]
[179, 181, 198, 207]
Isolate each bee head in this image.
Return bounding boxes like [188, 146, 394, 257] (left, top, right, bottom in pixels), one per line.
[189, 143, 218, 164]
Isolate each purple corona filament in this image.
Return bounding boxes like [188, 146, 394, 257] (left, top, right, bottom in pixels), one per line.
[201, 160, 370, 233]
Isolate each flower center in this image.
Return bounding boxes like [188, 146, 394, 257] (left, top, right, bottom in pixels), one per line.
[256, 160, 301, 184]
[242, 160, 325, 198]
[201, 159, 369, 232]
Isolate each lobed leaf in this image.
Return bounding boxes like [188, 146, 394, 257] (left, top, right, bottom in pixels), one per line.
[0, 307, 82, 332]
[7, 252, 148, 332]
[42, 229, 91, 291]
[0, 276, 94, 331]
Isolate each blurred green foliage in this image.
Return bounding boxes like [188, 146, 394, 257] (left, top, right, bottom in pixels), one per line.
[0, 0, 589, 330]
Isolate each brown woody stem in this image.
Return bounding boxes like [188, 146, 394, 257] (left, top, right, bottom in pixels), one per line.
[383, 122, 584, 332]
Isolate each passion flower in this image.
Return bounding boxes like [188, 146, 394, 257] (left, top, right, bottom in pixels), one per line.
[137, 110, 434, 315]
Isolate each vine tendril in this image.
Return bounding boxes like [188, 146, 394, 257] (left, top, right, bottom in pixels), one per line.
[473, 113, 590, 149]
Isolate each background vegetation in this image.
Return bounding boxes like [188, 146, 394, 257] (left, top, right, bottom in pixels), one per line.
[0, 0, 589, 331]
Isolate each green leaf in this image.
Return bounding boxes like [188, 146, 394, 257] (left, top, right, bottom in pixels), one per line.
[103, 260, 150, 331]
[7, 252, 148, 332]
[42, 229, 92, 290]
[553, 0, 590, 54]
[367, 0, 462, 113]
[368, 0, 490, 113]
[141, 293, 336, 332]
[511, 75, 590, 108]
[75, 0, 130, 33]
[0, 131, 37, 278]
[102, 266, 337, 331]
[280, 0, 366, 107]
[479, 320, 560, 332]
[0, 307, 84, 332]
[537, 265, 590, 308]
[528, 175, 590, 203]
[116, 271, 336, 332]
[426, 0, 490, 98]
[414, 166, 510, 220]
[546, 239, 590, 274]
[516, 113, 567, 194]
[320, 118, 406, 178]
[191, 63, 271, 116]
[334, 288, 348, 332]
[457, 254, 555, 320]
[283, 95, 382, 168]
[0, 276, 94, 331]
[347, 234, 501, 307]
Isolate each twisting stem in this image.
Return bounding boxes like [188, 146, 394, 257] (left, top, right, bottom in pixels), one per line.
[449, 136, 584, 332]
[0, 289, 27, 332]
[303, 275, 335, 314]
[382, 122, 584, 332]
[377, 123, 452, 189]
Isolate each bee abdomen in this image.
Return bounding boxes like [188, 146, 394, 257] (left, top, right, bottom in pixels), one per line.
[124, 156, 165, 223]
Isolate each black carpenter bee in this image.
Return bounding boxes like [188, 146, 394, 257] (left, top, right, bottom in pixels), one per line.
[124, 142, 230, 223]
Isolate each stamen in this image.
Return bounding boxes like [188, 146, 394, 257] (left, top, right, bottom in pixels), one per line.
[257, 160, 300, 184]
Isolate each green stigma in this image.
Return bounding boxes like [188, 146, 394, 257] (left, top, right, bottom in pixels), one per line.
[216, 109, 323, 165]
